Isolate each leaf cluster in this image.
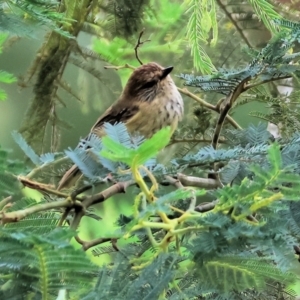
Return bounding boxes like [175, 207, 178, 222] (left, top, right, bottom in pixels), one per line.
[4, 122, 300, 299]
[0, 0, 73, 37]
[3, 1, 300, 300]
[0, 227, 97, 300]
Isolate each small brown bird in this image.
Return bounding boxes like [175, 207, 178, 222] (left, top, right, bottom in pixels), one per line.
[58, 62, 184, 190]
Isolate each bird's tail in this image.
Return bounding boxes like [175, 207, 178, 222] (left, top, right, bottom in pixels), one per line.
[57, 164, 82, 191]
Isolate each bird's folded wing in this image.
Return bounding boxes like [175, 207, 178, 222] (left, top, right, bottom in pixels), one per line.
[91, 103, 139, 134]
[57, 102, 139, 190]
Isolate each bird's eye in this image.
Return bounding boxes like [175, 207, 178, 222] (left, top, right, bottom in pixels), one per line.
[142, 80, 157, 89]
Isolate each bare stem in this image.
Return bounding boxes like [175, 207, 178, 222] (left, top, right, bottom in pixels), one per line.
[75, 235, 118, 251]
[104, 63, 136, 71]
[177, 87, 242, 130]
[0, 199, 80, 224]
[134, 28, 150, 65]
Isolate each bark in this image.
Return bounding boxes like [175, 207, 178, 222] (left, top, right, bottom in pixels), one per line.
[19, 0, 93, 153]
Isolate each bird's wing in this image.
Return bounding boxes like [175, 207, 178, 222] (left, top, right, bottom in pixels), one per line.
[91, 102, 139, 134]
[58, 101, 139, 190]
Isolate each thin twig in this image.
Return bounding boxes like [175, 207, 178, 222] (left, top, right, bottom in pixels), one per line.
[17, 176, 83, 200]
[134, 28, 150, 65]
[177, 173, 220, 189]
[7, 174, 134, 231]
[0, 199, 81, 224]
[104, 63, 136, 70]
[188, 190, 197, 211]
[170, 137, 227, 145]
[244, 75, 292, 90]
[69, 180, 135, 230]
[212, 77, 249, 150]
[216, 0, 252, 48]
[178, 87, 216, 110]
[177, 87, 242, 130]
[0, 196, 12, 210]
[75, 235, 116, 251]
[82, 180, 135, 208]
[57, 208, 71, 227]
[25, 156, 70, 179]
[69, 208, 85, 231]
[71, 184, 93, 200]
[195, 201, 218, 212]
[164, 175, 184, 189]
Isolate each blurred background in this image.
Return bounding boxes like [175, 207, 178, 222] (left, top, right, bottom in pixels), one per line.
[1, 0, 299, 267]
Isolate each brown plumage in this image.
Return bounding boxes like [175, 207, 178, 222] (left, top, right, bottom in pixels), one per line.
[57, 62, 184, 190]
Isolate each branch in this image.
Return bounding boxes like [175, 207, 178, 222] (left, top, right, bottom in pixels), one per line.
[83, 180, 135, 208]
[210, 77, 250, 182]
[0, 199, 81, 224]
[0, 196, 12, 210]
[75, 235, 119, 251]
[10, 173, 135, 230]
[134, 28, 150, 65]
[170, 137, 227, 145]
[104, 63, 136, 70]
[216, 0, 252, 48]
[17, 176, 84, 200]
[177, 173, 220, 189]
[69, 180, 135, 230]
[25, 156, 70, 179]
[195, 201, 218, 212]
[244, 75, 292, 90]
[177, 87, 242, 130]
[164, 175, 184, 189]
[177, 87, 215, 110]
[212, 77, 250, 150]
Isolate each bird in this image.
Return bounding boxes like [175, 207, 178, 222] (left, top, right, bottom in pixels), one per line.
[57, 62, 184, 190]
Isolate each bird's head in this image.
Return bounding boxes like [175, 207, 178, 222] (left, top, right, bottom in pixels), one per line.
[123, 62, 174, 102]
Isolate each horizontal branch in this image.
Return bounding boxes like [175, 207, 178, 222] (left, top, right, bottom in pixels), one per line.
[244, 75, 292, 91]
[75, 235, 113, 251]
[177, 173, 221, 189]
[170, 137, 227, 145]
[195, 201, 218, 212]
[0, 198, 81, 224]
[83, 180, 135, 208]
[164, 175, 183, 189]
[69, 180, 135, 230]
[17, 176, 84, 200]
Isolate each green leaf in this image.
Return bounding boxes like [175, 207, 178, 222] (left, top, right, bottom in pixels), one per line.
[0, 32, 8, 52]
[248, 0, 281, 33]
[100, 136, 136, 165]
[185, 0, 217, 73]
[0, 71, 17, 84]
[267, 143, 282, 172]
[133, 127, 172, 165]
[0, 89, 7, 101]
[0, 227, 97, 298]
[138, 188, 206, 218]
[101, 127, 172, 167]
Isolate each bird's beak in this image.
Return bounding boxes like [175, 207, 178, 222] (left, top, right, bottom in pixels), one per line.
[161, 66, 173, 79]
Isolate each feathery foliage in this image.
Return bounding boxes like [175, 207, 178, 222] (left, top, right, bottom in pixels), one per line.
[0, 0, 73, 37]
[98, 0, 151, 40]
[185, 0, 217, 73]
[0, 33, 16, 101]
[4, 1, 300, 299]
[0, 227, 97, 299]
[248, 0, 281, 33]
[180, 24, 300, 95]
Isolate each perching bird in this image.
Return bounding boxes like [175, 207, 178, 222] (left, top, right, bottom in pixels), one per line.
[57, 62, 184, 190]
